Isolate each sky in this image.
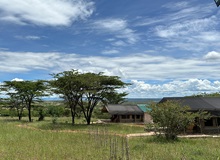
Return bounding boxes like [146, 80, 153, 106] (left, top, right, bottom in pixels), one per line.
[0, 0, 220, 98]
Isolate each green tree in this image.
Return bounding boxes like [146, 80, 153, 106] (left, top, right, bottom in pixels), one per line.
[50, 70, 128, 125]
[50, 70, 83, 125]
[78, 72, 128, 125]
[2, 80, 49, 122]
[148, 100, 209, 140]
[7, 94, 26, 120]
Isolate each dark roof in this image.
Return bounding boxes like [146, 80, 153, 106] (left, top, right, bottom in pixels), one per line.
[106, 104, 144, 115]
[159, 97, 220, 111]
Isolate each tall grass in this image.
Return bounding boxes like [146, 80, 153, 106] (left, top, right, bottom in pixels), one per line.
[1, 118, 220, 159]
[129, 136, 220, 159]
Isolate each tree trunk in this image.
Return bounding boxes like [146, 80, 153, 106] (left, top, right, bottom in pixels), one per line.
[28, 107, 32, 122]
[27, 101, 32, 122]
[17, 109, 22, 121]
[18, 113, 22, 120]
[70, 107, 75, 125]
[86, 109, 94, 125]
[86, 115, 91, 125]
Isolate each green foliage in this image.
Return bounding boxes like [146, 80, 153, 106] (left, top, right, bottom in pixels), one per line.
[77, 72, 128, 125]
[50, 69, 128, 125]
[7, 95, 26, 120]
[2, 80, 49, 122]
[148, 100, 208, 140]
[0, 108, 28, 117]
[33, 105, 46, 121]
[0, 109, 11, 116]
[47, 105, 65, 117]
[50, 70, 84, 125]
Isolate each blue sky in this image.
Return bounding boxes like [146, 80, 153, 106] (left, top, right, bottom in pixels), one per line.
[0, 0, 220, 98]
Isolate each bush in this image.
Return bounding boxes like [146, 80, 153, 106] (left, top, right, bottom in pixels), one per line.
[0, 109, 11, 117]
[147, 100, 209, 140]
[47, 105, 64, 117]
[0, 108, 28, 117]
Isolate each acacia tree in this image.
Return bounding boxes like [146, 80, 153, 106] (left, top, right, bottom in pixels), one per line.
[78, 72, 128, 125]
[148, 100, 209, 140]
[50, 70, 128, 125]
[7, 93, 26, 120]
[2, 80, 48, 122]
[50, 70, 83, 125]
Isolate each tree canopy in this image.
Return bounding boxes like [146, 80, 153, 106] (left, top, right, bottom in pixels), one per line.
[77, 72, 128, 124]
[50, 70, 129, 125]
[50, 70, 84, 125]
[2, 80, 49, 122]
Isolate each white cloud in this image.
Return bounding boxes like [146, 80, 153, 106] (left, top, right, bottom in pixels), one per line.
[102, 49, 119, 55]
[0, 52, 61, 72]
[153, 17, 219, 52]
[0, 0, 95, 26]
[124, 79, 220, 98]
[1, 51, 220, 81]
[94, 19, 127, 32]
[155, 18, 217, 38]
[194, 32, 220, 42]
[111, 40, 127, 47]
[139, 1, 219, 52]
[93, 18, 139, 45]
[15, 35, 41, 40]
[1, 51, 220, 98]
[162, 1, 190, 10]
[11, 78, 24, 82]
[25, 36, 41, 40]
[204, 51, 220, 61]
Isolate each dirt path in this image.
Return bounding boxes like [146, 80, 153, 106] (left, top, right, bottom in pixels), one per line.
[126, 132, 155, 138]
[17, 124, 220, 138]
[127, 132, 220, 138]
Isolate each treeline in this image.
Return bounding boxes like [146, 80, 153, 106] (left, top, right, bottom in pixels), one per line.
[0, 69, 129, 125]
[0, 101, 69, 117]
[187, 92, 220, 97]
[0, 101, 110, 120]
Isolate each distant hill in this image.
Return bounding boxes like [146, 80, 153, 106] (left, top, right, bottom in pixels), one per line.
[123, 98, 161, 105]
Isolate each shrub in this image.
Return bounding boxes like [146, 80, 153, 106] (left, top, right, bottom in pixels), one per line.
[147, 100, 209, 140]
[47, 105, 64, 117]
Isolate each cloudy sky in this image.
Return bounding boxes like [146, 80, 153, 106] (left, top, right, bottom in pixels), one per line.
[0, 0, 220, 98]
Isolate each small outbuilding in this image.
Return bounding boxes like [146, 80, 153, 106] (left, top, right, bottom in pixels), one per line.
[104, 104, 144, 123]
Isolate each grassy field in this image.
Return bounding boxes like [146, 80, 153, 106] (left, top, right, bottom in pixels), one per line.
[0, 117, 220, 160]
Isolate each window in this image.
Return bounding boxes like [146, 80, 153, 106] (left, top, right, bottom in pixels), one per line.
[121, 115, 127, 119]
[121, 115, 129, 119]
[136, 115, 140, 119]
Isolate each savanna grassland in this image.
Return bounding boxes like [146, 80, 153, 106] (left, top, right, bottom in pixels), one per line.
[0, 117, 220, 160]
